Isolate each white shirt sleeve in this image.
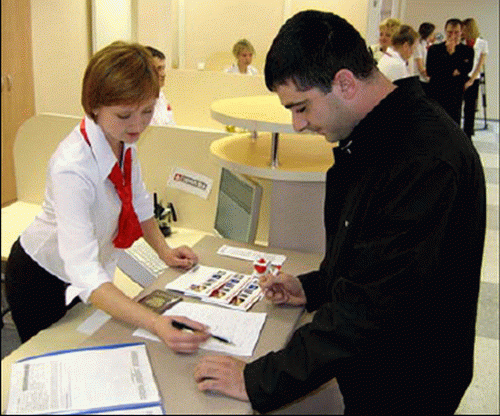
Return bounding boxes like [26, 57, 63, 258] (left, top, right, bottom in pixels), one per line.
[50, 150, 115, 304]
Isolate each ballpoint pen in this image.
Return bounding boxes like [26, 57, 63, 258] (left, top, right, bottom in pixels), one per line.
[171, 319, 233, 344]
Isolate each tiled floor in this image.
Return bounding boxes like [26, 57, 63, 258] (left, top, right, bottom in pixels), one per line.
[1, 121, 499, 413]
[456, 120, 499, 414]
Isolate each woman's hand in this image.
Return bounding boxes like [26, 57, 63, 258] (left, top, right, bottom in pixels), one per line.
[163, 245, 199, 269]
[259, 272, 306, 306]
[153, 314, 210, 353]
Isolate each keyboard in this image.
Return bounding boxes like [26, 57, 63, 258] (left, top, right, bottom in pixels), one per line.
[117, 239, 168, 287]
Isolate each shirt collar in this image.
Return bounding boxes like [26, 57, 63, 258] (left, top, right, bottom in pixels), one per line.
[337, 77, 424, 157]
[82, 115, 136, 181]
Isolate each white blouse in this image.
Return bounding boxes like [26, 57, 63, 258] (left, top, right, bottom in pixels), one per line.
[20, 116, 154, 304]
[224, 64, 258, 75]
[377, 47, 411, 82]
[413, 39, 431, 83]
[469, 37, 489, 78]
[150, 90, 175, 126]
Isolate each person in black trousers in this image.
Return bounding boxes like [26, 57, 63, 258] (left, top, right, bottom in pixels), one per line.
[462, 18, 489, 139]
[426, 18, 473, 127]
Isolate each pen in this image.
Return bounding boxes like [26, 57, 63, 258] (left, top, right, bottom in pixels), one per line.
[171, 319, 232, 344]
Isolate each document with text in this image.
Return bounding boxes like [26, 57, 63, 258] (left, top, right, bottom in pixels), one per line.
[7, 343, 164, 415]
[134, 301, 267, 356]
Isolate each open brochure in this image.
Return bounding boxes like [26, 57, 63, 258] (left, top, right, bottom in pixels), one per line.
[165, 265, 263, 311]
[7, 343, 164, 415]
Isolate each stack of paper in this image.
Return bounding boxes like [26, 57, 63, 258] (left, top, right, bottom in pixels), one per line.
[7, 343, 163, 415]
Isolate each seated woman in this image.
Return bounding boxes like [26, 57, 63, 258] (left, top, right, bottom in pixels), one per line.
[5, 41, 210, 351]
[370, 17, 401, 62]
[378, 25, 419, 82]
[224, 39, 258, 75]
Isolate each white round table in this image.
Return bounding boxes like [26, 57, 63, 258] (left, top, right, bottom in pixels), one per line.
[210, 96, 335, 253]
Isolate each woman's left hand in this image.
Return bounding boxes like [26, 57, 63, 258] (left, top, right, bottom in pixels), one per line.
[164, 245, 199, 269]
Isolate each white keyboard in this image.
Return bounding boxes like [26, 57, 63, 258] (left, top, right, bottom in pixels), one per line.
[117, 239, 168, 287]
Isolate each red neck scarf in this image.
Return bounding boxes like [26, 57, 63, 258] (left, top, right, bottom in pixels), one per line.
[80, 118, 143, 248]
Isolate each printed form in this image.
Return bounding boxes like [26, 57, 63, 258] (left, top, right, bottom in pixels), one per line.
[7, 343, 163, 415]
[134, 302, 266, 357]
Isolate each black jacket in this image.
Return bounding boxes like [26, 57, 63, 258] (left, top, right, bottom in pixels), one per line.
[244, 77, 486, 414]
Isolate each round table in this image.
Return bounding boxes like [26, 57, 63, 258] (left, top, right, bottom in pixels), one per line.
[210, 96, 335, 253]
[211, 95, 294, 167]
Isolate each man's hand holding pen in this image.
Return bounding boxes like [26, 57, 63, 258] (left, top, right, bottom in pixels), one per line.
[258, 271, 307, 306]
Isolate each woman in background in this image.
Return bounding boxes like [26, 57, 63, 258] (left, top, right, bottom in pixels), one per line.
[369, 17, 401, 62]
[414, 22, 436, 95]
[462, 18, 488, 139]
[378, 25, 419, 82]
[224, 39, 258, 75]
[5, 41, 210, 351]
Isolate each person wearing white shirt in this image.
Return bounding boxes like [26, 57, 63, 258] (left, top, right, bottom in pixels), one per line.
[146, 46, 175, 126]
[413, 22, 436, 95]
[378, 25, 419, 82]
[5, 42, 209, 350]
[462, 18, 489, 138]
[369, 17, 401, 62]
[224, 39, 258, 75]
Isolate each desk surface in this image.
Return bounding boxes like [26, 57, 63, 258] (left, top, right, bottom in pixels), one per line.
[2, 234, 322, 414]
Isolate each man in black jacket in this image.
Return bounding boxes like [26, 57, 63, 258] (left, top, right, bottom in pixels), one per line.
[426, 18, 473, 126]
[194, 11, 486, 414]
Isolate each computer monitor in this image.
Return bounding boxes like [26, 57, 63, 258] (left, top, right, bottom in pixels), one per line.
[214, 168, 262, 244]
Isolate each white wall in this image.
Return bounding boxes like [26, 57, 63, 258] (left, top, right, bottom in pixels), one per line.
[31, 0, 89, 117]
[30, 0, 498, 120]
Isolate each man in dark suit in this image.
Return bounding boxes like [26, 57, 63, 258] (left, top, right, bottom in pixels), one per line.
[427, 18, 474, 126]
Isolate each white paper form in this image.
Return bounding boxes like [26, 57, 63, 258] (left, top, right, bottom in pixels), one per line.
[217, 244, 286, 265]
[7, 343, 162, 415]
[133, 302, 267, 357]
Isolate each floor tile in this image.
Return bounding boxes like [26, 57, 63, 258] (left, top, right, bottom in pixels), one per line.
[456, 337, 499, 414]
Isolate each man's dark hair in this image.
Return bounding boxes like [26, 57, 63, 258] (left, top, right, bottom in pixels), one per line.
[445, 18, 462, 29]
[264, 10, 376, 93]
[418, 22, 436, 39]
[146, 46, 166, 60]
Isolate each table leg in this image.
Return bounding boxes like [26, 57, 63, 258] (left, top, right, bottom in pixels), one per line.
[270, 132, 279, 167]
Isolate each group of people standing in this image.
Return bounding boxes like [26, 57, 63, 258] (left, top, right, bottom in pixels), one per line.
[371, 17, 488, 139]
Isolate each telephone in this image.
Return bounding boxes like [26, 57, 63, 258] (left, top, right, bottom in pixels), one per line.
[153, 193, 177, 236]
